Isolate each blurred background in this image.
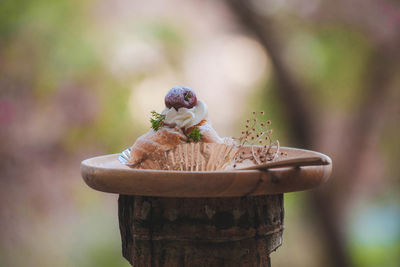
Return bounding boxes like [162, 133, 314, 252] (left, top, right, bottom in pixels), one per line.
[1, 0, 399, 266]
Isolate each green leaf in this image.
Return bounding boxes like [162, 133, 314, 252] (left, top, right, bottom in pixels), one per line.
[184, 92, 190, 101]
[150, 111, 165, 131]
[186, 126, 202, 142]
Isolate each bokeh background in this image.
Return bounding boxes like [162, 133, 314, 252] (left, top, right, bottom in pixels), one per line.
[1, 0, 399, 266]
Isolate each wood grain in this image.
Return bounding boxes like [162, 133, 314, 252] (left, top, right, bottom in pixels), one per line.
[81, 147, 332, 197]
[118, 194, 283, 266]
[238, 156, 330, 170]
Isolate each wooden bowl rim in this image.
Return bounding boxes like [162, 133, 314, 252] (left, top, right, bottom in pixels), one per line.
[81, 146, 332, 197]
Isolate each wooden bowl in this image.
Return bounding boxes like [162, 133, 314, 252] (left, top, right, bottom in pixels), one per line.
[81, 147, 332, 197]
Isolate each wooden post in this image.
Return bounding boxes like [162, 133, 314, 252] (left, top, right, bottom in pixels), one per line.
[118, 194, 284, 267]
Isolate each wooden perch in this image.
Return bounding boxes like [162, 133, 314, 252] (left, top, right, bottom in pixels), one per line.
[118, 195, 284, 266]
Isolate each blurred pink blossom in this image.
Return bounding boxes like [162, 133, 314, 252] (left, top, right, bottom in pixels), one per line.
[0, 100, 16, 125]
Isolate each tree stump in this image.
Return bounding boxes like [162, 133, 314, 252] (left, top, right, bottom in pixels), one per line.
[118, 194, 284, 267]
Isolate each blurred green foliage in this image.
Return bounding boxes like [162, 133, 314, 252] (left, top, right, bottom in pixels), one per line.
[349, 199, 400, 267]
[66, 203, 128, 267]
[1, 0, 399, 266]
[294, 27, 370, 110]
